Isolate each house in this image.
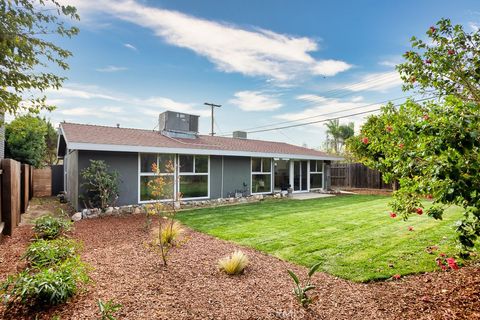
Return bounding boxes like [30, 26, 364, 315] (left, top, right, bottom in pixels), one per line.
[57, 111, 341, 210]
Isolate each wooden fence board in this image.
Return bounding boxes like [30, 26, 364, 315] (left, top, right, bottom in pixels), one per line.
[20, 164, 30, 213]
[1, 159, 21, 236]
[33, 167, 52, 197]
[330, 162, 395, 190]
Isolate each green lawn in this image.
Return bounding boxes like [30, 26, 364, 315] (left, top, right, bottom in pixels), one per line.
[177, 195, 467, 282]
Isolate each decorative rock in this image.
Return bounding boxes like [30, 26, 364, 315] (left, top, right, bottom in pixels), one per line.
[173, 201, 181, 210]
[134, 207, 142, 214]
[86, 213, 99, 219]
[105, 207, 114, 215]
[238, 198, 248, 203]
[81, 208, 90, 219]
[71, 212, 82, 222]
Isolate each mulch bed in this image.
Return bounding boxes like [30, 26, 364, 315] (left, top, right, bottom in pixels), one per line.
[0, 214, 478, 320]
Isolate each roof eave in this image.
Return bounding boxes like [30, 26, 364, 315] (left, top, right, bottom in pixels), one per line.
[67, 142, 343, 161]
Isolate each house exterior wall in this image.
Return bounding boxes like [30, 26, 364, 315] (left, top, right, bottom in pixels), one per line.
[65, 150, 79, 210]
[77, 150, 138, 209]
[221, 156, 251, 198]
[209, 155, 223, 199]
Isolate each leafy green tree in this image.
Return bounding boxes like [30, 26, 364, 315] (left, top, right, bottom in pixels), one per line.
[44, 119, 58, 165]
[5, 115, 48, 167]
[80, 160, 120, 209]
[0, 0, 79, 116]
[348, 19, 480, 252]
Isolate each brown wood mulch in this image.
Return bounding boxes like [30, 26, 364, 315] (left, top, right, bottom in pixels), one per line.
[0, 214, 478, 320]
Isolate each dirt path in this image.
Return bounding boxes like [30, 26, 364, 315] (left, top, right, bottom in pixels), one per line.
[0, 214, 478, 319]
[20, 197, 75, 226]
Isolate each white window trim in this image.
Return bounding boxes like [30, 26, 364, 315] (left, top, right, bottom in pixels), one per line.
[251, 157, 273, 195]
[178, 155, 210, 200]
[309, 160, 324, 190]
[138, 153, 176, 204]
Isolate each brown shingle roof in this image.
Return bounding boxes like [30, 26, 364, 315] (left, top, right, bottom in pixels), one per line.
[60, 123, 338, 159]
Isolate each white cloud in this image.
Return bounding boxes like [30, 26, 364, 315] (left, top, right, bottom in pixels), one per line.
[296, 94, 329, 104]
[343, 71, 402, 92]
[124, 43, 138, 51]
[135, 97, 210, 117]
[230, 91, 283, 111]
[96, 65, 128, 72]
[59, 0, 351, 82]
[46, 85, 121, 101]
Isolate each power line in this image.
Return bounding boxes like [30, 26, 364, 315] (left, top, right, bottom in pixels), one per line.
[245, 96, 437, 134]
[220, 94, 412, 135]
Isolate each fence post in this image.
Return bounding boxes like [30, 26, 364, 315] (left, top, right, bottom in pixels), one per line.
[20, 164, 30, 214]
[1, 159, 21, 236]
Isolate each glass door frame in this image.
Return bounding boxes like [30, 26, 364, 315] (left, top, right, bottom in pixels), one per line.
[290, 160, 310, 192]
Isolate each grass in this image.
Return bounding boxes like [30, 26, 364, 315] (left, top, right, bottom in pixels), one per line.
[177, 195, 469, 282]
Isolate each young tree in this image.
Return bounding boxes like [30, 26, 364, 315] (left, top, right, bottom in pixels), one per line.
[5, 115, 48, 167]
[348, 19, 480, 252]
[0, 0, 79, 116]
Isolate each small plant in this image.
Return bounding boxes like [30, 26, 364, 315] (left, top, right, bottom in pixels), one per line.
[287, 262, 321, 307]
[22, 238, 80, 268]
[160, 221, 183, 245]
[97, 298, 123, 320]
[1, 256, 90, 307]
[33, 215, 72, 239]
[218, 250, 249, 275]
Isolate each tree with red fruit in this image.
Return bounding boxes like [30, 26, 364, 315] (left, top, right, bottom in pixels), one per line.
[348, 19, 480, 253]
[397, 18, 480, 104]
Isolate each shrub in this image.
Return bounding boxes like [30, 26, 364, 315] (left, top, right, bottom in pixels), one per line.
[218, 251, 249, 275]
[22, 238, 80, 268]
[98, 298, 123, 320]
[33, 215, 72, 240]
[80, 160, 120, 209]
[1, 256, 90, 307]
[287, 262, 321, 307]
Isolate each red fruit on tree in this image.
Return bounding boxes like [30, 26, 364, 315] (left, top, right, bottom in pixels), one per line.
[429, 26, 436, 33]
[416, 207, 423, 215]
[423, 114, 430, 120]
[408, 226, 414, 231]
[389, 212, 397, 218]
[399, 143, 405, 149]
[386, 125, 393, 132]
[425, 59, 432, 64]
[362, 137, 369, 144]
[448, 49, 455, 55]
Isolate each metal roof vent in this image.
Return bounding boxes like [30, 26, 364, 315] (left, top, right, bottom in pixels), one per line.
[159, 111, 199, 139]
[233, 131, 247, 139]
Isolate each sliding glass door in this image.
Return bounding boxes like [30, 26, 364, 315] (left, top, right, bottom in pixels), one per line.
[293, 160, 308, 191]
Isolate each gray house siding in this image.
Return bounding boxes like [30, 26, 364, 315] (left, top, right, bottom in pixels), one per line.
[65, 150, 79, 210]
[221, 156, 251, 198]
[77, 151, 138, 209]
[209, 155, 223, 199]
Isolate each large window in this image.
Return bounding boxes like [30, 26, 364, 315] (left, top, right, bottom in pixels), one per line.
[310, 160, 323, 189]
[179, 155, 209, 198]
[139, 153, 175, 201]
[251, 157, 272, 194]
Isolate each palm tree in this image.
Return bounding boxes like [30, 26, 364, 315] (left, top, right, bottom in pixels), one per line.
[324, 120, 354, 154]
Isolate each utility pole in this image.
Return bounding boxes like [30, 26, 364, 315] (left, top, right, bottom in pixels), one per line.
[204, 102, 221, 136]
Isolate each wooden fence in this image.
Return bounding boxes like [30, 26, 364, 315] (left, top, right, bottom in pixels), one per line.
[0, 159, 32, 237]
[33, 167, 52, 197]
[330, 162, 396, 190]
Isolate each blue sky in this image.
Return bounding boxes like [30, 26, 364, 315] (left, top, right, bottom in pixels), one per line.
[38, 0, 480, 148]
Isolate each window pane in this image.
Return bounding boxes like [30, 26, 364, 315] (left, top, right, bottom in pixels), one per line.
[180, 155, 194, 172]
[195, 155, 208, 173]
[310, 173, 323, 189]
[252, 174, 271, 193]
[140, 153, 157, 173]
[310, 160, 317, 172]
[316, 161, 323, 173]
[180, 175, 208, 198]
[158, 154, 174, 173]
[252, 158, 261, 172]
[262, 158, 271, 172]
[140, 175, 174, 201]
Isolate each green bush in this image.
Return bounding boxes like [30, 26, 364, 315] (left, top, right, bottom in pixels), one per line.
[33, 215, 72, 239]
[1, 256, 90, 307]
[22, 238, 80, 268]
